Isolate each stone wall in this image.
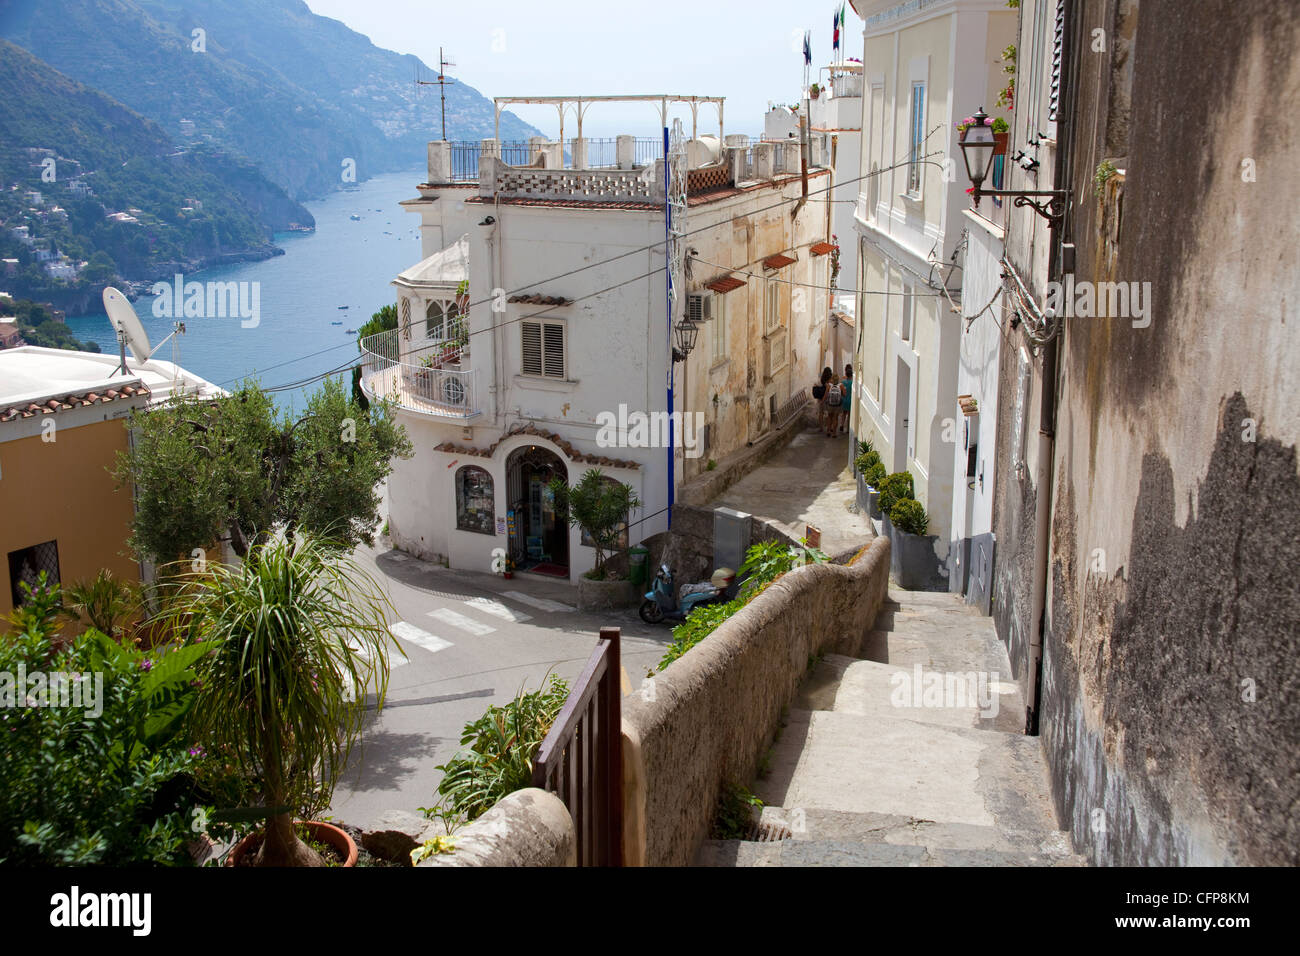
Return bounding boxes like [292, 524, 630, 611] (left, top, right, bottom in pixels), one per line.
[621, 536, 891, 866]
[417, 789, 575, 867]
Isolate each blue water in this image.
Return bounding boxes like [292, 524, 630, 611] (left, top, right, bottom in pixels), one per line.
[65, 168, 426, 413]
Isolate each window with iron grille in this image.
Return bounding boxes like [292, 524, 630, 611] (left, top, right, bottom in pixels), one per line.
[521, 320, 566, 379]
[8, 540, 60, 608]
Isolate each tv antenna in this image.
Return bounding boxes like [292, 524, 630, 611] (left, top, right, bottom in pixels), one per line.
[416, 47, 455, 141]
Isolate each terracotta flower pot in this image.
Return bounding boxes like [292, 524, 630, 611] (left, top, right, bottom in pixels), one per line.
[226, 820, 358, 868]
[993, 131, 1009, 156]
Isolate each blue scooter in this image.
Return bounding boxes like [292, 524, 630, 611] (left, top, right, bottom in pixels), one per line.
[639, 564, 736, 625]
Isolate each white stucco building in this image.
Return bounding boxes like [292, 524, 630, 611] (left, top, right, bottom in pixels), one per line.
[847, 0, 1016, 583]
[368, 97, 835, 582]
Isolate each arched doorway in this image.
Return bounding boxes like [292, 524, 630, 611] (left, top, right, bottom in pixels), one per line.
[505, 444, 568, 575]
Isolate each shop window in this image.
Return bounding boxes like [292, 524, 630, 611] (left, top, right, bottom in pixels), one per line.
[8, 540, 60, 607]
[455, 466, 495, 535]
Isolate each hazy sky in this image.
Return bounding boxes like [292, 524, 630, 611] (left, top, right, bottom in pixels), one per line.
[304, 0, 863, 138]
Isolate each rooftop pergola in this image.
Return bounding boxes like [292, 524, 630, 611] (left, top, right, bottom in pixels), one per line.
[493, 94, 726, 149]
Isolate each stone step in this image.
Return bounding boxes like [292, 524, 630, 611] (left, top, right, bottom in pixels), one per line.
[696, 838, 1087, 867]
[831, 658, 1024, 734]
[758, 709, 1065, 850]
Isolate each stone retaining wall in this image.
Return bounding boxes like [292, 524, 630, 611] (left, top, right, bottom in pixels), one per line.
[417, 788, 575, 867]
[620, 535, 891, 866]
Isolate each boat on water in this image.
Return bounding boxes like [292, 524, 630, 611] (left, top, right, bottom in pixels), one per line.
[337, 305, 349, 309]
[330, 321, 343, 325]
[345, 329, 357, 334]
[349, 214, 361, 221]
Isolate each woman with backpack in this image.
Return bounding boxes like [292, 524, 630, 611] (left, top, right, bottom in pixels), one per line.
[824, 374, 843, 437]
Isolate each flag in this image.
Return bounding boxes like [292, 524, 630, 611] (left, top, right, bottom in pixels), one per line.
[803, 31, 812, 66]
[833, 9, 840, 52]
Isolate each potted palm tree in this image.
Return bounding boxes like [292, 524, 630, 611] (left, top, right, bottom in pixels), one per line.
[550, 469, 641, 609]
[164, 533, 396, 866]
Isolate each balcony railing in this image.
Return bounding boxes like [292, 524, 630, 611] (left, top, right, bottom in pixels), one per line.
[358, 327, 479, 419]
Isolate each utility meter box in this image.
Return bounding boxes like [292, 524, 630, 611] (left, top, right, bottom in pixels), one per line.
[713, 507, 751, 573]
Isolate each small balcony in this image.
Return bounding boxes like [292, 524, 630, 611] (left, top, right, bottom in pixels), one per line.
[358, 327, 479, 420]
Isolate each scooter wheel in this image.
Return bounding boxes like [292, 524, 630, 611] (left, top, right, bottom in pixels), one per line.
[639, 600, 665, 625]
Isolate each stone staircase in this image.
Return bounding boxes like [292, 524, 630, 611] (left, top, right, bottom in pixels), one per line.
[696, 589, 1086, 866]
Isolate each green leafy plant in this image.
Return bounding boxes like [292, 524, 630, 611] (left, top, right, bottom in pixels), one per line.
[410, 836, 456, 864]
[160, 533, 396, 866]
[549, 469, 640, 576]
[117, 376, 412, 567]
[433, 676, 570, 822]
[857, 438, 875, 457]
[706, 458, 717, 471]
[659, 596, 745, 669]
[0, 577, 212, 865]
[890, 498, 931, 536]
[1094, 159, 1119, 198]
[60, 569, 140, 639]
[878, 471, 915, 515]
[713, 782, 763, 840]
[996, 44, 1017, 109]
[865, 461, 888, 488]
[854, 448, 882, 475]
[991, 116, 1009, 134]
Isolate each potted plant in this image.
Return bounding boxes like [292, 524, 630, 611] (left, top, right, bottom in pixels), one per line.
[550, 469, 642, 609]
[877, 471, 914, 539]
[864, 461, 887, 519]
[809, 82, 821, 99]
[166, 533, 395, 866]
[503, 554, 515, 580]
[888, 498, 943, 589]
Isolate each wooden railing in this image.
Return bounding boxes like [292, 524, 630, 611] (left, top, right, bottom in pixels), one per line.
[531, 627, 623, 866]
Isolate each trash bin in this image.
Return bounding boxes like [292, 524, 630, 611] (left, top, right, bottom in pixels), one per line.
[629, 547, 649, 587]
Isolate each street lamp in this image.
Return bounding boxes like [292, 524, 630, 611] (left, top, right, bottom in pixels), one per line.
[959, 107, 1070, 224]
[672, 317, 699, 363]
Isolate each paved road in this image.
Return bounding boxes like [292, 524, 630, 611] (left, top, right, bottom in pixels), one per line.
[328, 539, 670, 830]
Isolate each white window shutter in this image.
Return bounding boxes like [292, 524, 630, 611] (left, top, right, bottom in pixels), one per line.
[521, 321, 543, 375]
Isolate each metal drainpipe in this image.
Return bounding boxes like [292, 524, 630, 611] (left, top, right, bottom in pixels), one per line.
[1024, 0, 1076, 736]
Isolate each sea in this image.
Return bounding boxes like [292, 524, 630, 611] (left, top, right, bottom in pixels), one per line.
[64, 168, 427, 413]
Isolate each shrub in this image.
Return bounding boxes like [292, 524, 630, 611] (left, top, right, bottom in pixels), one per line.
[853, 449, 881, 475]
[659, 597, 745, 670]
[0, 577, 211, 866]
[878, 471, 915, 515]
[433, 676, 570, 822]
[865, 461, 888, 488]
[713, 782, 763, 840]
[890, 498, 930, 536]
[857, 438, 875, 457]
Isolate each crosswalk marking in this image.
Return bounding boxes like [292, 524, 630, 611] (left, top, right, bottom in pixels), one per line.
[426, 607, 497, 636]
[502, 590, 576, 614]
[463, 596, 533, 623]
[389, 620, 453, 655]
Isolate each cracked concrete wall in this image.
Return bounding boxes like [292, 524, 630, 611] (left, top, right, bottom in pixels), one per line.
[1038, 0, 1300, 865]
[622, 536, 891, 866]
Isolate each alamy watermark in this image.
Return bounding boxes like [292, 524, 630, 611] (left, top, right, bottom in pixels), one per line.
[1, 664, 103, 718]
[151, 273, 260, 328]
[889, 664, 1000, 718]
[1045, 275, 1152, 329]
[595, 404, 707, 459]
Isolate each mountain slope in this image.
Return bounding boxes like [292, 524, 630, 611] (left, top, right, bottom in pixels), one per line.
[0, 39, 312, 309]
[0, 0, 541, 199]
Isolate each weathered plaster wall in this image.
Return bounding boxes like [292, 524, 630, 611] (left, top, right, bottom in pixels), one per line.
[1041, 0, 1300, 865]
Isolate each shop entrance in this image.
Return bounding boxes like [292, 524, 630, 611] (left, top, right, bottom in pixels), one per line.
[505, 445, 569, 576]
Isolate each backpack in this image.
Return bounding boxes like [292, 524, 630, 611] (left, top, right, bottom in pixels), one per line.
[826, 383, 842, 405]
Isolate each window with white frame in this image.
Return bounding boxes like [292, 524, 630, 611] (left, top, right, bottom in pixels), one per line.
[765, 279, 782, 334]
[907, 81, 926, 195]
[901, 289, 913, 342]
[521, 319, 565, 379]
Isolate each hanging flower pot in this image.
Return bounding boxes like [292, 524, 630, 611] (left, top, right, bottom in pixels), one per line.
[993, 131, 1009, 156]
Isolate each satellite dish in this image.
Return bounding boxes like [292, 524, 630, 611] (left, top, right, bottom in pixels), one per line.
[103, 287, 151, 362]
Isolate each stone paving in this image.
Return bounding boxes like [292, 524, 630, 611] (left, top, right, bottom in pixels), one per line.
[696, 588, 1086, 866]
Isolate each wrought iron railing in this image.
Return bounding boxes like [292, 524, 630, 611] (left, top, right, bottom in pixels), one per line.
[357, 327, 478, 418]
[532, 627, 623, 866]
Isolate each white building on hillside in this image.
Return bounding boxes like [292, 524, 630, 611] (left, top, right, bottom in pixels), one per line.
[368, 96, 835, 581]
[848, 0, 1017, 584]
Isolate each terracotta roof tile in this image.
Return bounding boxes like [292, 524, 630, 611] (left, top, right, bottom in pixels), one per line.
[0, 383, 150, 424]
[705, 276, 746, 294]
[432, 423, 641, 470]
[507, 294, 570, 306]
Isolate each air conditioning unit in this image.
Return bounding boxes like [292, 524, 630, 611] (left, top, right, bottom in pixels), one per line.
[686, 292, 713, 325]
